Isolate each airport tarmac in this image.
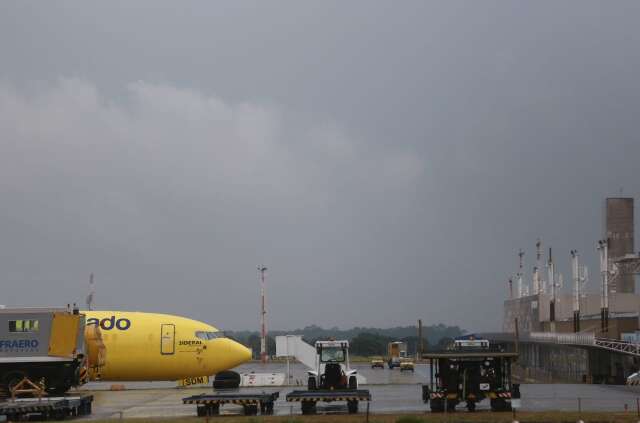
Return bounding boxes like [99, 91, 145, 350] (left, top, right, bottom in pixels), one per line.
[78, 363, 640, 419]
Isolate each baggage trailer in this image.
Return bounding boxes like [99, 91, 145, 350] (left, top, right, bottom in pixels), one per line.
[286, 389, 371, 414]
[0, 395, 93, 421]
[421, 337, 519, 412]
[183, 392, 279, 416]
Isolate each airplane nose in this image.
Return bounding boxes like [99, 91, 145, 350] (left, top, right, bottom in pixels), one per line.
[232, 340, 253, 365]
[209, 338, 253, 373]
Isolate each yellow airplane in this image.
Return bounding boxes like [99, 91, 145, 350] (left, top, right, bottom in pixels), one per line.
[84, 311, 252, 383]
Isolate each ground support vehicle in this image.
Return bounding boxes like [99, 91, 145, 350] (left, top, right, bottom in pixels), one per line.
[289, 340, 370, 414]
[387, 342, 408, 369]
[399, 360, 415, 372]
[421, 339, 519, 412]
[286, 389, 371, 414]
[0, 307, 101, 396]
[370, 357, 384, 369]
[183, 392, 279, 416]
[0, 395, 93, 421]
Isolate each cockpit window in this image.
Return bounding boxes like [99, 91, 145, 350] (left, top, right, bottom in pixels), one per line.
[195, 331, 224, 340]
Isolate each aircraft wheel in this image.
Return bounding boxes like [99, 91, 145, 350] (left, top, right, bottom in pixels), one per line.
[213, 371, 240, 390]
[348, 376, 357, 389]
[308, 376, 317, 390]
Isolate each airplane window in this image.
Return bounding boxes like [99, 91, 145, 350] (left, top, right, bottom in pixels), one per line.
[207, 331, 224, 339]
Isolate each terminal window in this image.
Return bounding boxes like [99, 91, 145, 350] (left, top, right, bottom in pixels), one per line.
[8, 319, 39, 333]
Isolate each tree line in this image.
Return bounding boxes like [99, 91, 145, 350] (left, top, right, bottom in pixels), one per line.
[227, 324, 465, 358]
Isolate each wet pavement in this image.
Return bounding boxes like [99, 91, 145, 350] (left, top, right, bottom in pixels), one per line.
[78, 363, 640, 419]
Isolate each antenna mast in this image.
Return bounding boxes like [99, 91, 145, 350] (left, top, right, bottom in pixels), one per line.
[258, 265, 268, 364]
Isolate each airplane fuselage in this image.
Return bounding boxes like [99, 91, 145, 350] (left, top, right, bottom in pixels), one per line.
[85, 311, 251, 381]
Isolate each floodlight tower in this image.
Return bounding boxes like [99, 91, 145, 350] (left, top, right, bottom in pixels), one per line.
[571, 250, 580, 332]
[532, 238, 542, 295]
[548, 248, 556, 324]
[258, 265, 268, 364]
[517, 249, 525, 297]
[597, 239, 609, 333]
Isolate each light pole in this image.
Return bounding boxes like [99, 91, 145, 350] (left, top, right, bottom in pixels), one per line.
[258, 266, 268, 364]
[597, 239, 609, 334]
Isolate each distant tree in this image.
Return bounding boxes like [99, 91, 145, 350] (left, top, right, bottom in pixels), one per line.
[227, 323, 465, 356]
[350, 333, 392, 356]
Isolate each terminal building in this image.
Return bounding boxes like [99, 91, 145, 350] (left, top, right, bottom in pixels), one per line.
[503, 197, 638, 341]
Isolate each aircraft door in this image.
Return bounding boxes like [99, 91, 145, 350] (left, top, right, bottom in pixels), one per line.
[161, 323, 175, 355]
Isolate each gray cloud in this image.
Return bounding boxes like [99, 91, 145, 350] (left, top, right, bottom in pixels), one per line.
[1, 1, 639, 332]
[0, 78, 425, 330]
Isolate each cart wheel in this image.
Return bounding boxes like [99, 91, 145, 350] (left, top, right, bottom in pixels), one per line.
[264, 402, 274, 415]
[490, 398, 511, 412]
[243, 404, 258, 415]
[347, 400, 359, 414]
[301, 401, 316, 415]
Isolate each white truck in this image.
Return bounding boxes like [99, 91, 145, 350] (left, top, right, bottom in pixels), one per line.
[387, 341, 408, 369]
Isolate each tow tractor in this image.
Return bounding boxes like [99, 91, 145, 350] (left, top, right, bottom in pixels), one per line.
[421, 337, 519, 412]
[286, 340, 371, 414]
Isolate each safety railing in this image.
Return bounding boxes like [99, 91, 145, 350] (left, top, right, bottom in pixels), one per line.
[528, 332, 596, 346]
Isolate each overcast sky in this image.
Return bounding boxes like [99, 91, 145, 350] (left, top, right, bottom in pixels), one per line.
[1, 1, 639, 332]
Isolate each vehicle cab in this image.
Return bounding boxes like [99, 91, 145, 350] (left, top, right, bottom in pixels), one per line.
[307, 340, 358, 390]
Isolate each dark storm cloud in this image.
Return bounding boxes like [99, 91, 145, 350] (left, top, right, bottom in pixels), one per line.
[0, 1, 639, 331]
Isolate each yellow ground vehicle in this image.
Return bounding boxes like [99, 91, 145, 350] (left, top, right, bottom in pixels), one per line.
[371, 357, 384, 369]
[399, 359, 415, 372]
